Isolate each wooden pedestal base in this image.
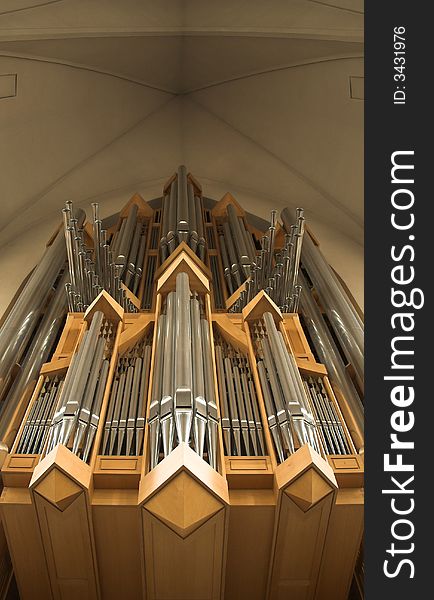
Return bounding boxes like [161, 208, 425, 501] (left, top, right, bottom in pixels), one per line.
[1, 443, 363, 600]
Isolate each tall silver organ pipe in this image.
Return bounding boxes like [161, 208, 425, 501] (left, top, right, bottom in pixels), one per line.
[148, 272, 218, 470]
[253, 312, 321, 462]
[46, 310, 113, 461]
[0, 215, 79, 403]
[160, 166, 206, 263]
[63, 201, 139, 313]
[228, 208, 305, 313]
[0, 270, 68, 444]
[281, 207, 364, 387]
[298, 270, 364, 442]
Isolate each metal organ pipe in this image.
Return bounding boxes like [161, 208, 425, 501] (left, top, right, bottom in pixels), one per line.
[298, 270, 364, 441]
[0, 214, 80, 403]
[0, 270, 68, 444]
[252, 312, 322, 462]
[159, 166, 206, 263]
[227, 207, 305, 313]
[149, 273, 218, 470]
[281, 207, 364, 387]
[63, 201, 142, 313]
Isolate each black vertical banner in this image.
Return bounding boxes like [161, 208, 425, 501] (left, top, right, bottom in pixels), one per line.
[365, 2, 431, 598]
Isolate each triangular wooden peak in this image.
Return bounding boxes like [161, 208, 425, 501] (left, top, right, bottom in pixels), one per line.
[163, 172, 177, 194]
[30, 444, 92, 495]
[242, 290, 282, 324]
[156, 251, 210, 296]
[275, 445, 337, 512]
[139, 443, 229, 508]
[84, 290, 124, 324]
[154, 241, 211, 283]
[187, 172, 202, 195]
[119, 193, 153, 219]
[162, 171, 203, 196]
[211, 192, 245, 218]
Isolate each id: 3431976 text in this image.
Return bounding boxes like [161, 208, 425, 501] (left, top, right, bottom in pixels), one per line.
[393, 26, 406, 105]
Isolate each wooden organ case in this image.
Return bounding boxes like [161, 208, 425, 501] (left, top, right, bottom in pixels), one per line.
[0, 168, 364, 600]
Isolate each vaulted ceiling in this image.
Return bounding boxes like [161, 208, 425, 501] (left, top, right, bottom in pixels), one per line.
[0, 0, 364, 310]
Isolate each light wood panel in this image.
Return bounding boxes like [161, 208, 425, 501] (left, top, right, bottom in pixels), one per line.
[30, 445, 100, 600]
[92, 490, 144, 600]
[225, 490, 275, 600]
[0, 488, 52, 600]
[316, 488, 364, 600]
[139, 444, 229, 600]
[268, 446, 337, 600]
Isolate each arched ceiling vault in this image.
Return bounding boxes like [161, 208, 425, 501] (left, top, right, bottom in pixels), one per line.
[0, 0, 364, 250]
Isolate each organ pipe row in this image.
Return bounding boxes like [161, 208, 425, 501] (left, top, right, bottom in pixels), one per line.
[0, 210, 74, 402]
[0, 169, 364, 600]
[302, 376, 351, 456]
[101, 334, 152, 457]
[281, 207, 364, 388]
[159, 165, 206, 263]
[0, 270, 68, 444]
[46, 310, 113, 461]
[148, 272, 218, 470]
[218, 203, 257, 294]
[214, 333, 265, 457]
[63, 202, 140, 313]
[298, 270, 364, 437]
[227, 208, 305, 314]
[253, 312, 321, 463]
[0, 168, 363, 471]
[17, 376, 64, 455]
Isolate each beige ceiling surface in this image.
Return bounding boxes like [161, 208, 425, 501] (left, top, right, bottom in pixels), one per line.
[0, 35, 362, 93]
[0, 0, 363, 39]
[0, 0, 364, 254]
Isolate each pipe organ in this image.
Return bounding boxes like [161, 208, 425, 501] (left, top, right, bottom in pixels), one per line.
[0, 167, 364, 600]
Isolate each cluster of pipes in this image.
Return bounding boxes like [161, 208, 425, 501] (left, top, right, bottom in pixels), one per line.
[227, 208, 305, 313]
[102, 335, 152, 456]
[214, 335, 265, 456]
[253, 312, 321, 463]
[0, 223, 71, 446]
[218, 203, 258, 295]
[45, 311, 113, 462]
[0, 172, 364, 469]
[279, 207, 364, 440]
[148, 272, 218, 470]
[303, 376, 350, 455]
[63, 201, 141, 313]
[159, 165, 206, 263]
[17, 377, 63, 455]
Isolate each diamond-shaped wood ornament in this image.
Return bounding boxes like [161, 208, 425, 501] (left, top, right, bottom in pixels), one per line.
[145, 470, 223, 539]
[34, 468, 82, 512]
[284, 468, 333, 512]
